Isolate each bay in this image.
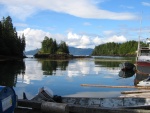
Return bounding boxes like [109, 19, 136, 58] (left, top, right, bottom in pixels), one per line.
[0, 56, 136, 99]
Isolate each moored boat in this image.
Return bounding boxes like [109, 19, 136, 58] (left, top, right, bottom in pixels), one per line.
[136, 38, 150, 66]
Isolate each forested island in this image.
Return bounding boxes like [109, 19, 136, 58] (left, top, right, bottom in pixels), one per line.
[92, 41, 147, 56]
[0, 16, 26, 60]
[34, 37, 91, 59]
[34, 37, 73, 59]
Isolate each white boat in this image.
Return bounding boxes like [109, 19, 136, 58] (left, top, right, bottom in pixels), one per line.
[136, 38, 150, 66]
[137, 76, 150, 86]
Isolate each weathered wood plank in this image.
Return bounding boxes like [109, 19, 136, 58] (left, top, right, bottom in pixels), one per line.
[81, 84, 150, 89]
[121, 90, 150, 94]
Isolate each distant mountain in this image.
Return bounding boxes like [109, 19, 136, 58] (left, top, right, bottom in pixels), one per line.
[25, 49, 39, 55]
[69, 47, 93, 55]
[25, 47, 93, 56]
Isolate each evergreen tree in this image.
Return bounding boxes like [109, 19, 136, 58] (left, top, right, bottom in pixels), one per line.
[21, 33, 26, 52]
[0, 16, 26, 57]
[58, 41, 69, 54]
[52, 39, 57, 54]
[40, 37, 69, 54]
[92, 41, 138, 56]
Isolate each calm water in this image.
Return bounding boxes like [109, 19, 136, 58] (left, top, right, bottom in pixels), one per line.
[0, 56, 137, 99]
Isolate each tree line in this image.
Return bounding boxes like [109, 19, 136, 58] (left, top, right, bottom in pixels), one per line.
[92, 40, 147, 56]
[0, 16, 26, 57]
[38, 36, 69, 54]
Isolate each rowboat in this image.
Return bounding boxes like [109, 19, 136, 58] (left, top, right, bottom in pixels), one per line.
[16, 87, 150, 113]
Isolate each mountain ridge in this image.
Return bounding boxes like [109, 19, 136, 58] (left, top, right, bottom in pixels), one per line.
[25, 47, 93, 56]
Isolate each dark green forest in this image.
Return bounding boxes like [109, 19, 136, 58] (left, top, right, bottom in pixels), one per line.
[92, 41, 147, 56]
[0, 16, 25, 57]
[38, 36, 69, 54]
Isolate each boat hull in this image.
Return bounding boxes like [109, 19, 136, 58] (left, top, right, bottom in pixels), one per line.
[136, 64, 150, 74]
[136, 61, 150, 66]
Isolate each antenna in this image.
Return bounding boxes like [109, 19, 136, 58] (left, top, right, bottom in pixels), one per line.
[138, 12, 142, 50]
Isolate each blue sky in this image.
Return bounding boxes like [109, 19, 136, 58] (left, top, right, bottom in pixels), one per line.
[0, 0, 150, 51]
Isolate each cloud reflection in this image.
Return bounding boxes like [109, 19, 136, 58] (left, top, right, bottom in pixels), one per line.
[17, 59, 44, 84]
[67, 59, 120, 78]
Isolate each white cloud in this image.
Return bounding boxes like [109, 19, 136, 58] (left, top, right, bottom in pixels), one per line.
[93, 37, 103, 45]
[68, 32, 80, 40]
[18, 28, 51, 51]
[67, 32, 93, 48]
[0, 0, 137, 20]
[18, 28, 127, 51]
[79, 35, 91, 48]
[142, 2, 150, 6]
[106, 35, 127, 43]
[67, 32, 127, 48]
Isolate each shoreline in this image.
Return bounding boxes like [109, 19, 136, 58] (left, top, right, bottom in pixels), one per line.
[0, 55, 26, 61]
[34, 53, 91, 59]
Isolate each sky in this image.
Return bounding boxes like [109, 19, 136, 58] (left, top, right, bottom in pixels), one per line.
[0, 0, 150, 51]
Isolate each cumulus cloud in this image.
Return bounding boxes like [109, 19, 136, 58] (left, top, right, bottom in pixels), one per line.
[0, 0, 137, 20]
[18, 28, 127, 51]
[67, 32, 93, 48]
[18, 28, 51, 51]
[106, 35, 127, 43]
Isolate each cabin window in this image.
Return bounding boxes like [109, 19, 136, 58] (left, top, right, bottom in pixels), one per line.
[141, 50, 150, 56]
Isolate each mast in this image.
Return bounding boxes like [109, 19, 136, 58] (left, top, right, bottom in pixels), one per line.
[136, 15, 142, 61]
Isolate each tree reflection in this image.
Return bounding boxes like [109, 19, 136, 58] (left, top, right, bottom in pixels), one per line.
[41, 60, 69, 75]
[95, 61, 120, 67]
[118, 70, 135, 78]
[0, 60, 25, 87]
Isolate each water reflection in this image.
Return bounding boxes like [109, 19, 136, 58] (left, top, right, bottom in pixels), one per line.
[118, 63, 150, 86]
[0, 60, 25, 87]
[0, 57, 138, 99]
[118, 70, 135, 78]
[39, 60, 69, 75]
[95, 61, 120, 67]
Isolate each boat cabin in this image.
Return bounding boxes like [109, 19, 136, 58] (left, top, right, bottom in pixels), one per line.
[140, 49, 150, 56]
